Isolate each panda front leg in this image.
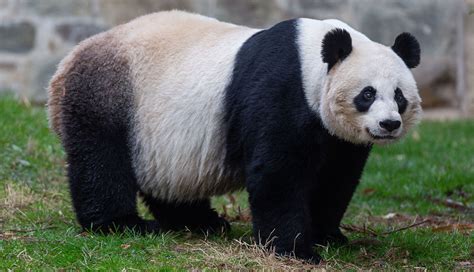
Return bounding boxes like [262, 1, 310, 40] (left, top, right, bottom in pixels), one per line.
[310, 174, 357, 246]
[245, 155, 320, 263]
[140, 194, 230, 234]
[310, 138, 371, 246]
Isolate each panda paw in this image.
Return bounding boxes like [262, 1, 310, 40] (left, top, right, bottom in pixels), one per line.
[298, 252, 322, 265]
[274, 248, 322, 265]
[136, 220, 161, 234]
[198, 215, 231, 235]
[313, 229, 349, 246]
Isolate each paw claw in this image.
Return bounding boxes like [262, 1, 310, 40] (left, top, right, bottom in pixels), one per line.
[313, 229, 349, 246]
[274, 248, 322, 264]
[200, 216, 231, 234]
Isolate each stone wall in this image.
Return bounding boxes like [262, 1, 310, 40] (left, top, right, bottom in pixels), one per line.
[0, 0, 471, 114]
[466, 0, 474, 115]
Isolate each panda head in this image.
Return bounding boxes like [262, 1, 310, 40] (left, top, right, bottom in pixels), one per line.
[319, 29, 422, 145]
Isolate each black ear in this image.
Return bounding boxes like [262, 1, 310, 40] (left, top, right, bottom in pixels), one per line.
[321, 28, 352, 72]
[391, 32, 420, 69]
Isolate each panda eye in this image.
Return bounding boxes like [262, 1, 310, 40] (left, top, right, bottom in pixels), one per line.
[394, 88, 408, 114]
[354, 86, 377, 112]
[363, 87, 375, 100]
[395, 92, 404, 103]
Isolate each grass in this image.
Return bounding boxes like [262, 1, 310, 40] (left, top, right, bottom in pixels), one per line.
[0, 96, 472, 270]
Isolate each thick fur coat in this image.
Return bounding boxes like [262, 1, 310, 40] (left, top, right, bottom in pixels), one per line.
[48, 11, 421, 262]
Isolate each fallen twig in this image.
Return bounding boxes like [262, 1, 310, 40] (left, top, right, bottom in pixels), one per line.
[340, 224, 378, 237]
[428, 196, 473, 212]
[381, 219, 430, 235]
[341, 219, 430, 237]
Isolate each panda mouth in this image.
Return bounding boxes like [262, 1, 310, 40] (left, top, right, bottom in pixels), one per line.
[366, 128, 396, 140]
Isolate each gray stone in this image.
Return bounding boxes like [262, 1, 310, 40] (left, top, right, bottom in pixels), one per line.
[19, 0, 95, 16]
[98, 0, 200, 25]
[299, 0, 347, 10]
[25, 57, 62, 103]
[35, 60, 57, 101]
[350, 0, 458, 55]
[0, 0, 9, 9]
[214, 0, 284, 28]
[0, 22, 35, 53]
[281, 0, 350, 21]
[56, 23, 107, 44]
[466, 0, 474, 114]
[0, 62, 17, 71]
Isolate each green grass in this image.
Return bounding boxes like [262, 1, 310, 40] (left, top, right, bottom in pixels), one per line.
[0, 96, 472, 270]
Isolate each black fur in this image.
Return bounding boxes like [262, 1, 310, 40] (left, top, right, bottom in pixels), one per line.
[140, 193, 230, 233]
[392, 32, 420, 69]
[224, 20, 370, 263]
[310, 137, 371, 245]
[353, 86, 377, 112]
[395, 88, 408, 114]
[321, 28, 352, 72]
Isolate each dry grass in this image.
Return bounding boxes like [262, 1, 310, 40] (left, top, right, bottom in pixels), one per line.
[1, 183, 35, 219]
[179, 239, 325, 270]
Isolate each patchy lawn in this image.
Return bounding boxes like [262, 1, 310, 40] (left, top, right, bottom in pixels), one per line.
[0, 96, 473, 270]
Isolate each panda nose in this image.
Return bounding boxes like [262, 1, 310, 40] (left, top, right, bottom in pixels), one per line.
[379, 120, 401, 132]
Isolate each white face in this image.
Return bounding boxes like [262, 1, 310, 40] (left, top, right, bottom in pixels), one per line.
[319, 43, 422, 145]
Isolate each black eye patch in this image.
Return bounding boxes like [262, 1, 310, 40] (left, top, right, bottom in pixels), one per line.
[394, 88, 408, 114]
[353, 86, 376, 112]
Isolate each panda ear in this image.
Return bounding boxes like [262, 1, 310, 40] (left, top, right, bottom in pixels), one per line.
[321, 28, 352, 72]
[392, 32, 420, 69]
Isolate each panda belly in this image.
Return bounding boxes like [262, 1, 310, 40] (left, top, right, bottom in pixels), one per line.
[124, 21, 258, 202]
[131, 90, 242, 202]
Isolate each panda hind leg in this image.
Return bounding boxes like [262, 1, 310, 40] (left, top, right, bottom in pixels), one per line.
[57, 38, 160, 235]
[141, 195, 230, 234]
[63, 125, 160, 235]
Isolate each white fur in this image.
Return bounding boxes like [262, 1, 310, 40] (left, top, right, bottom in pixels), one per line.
[297, 18, 421, 145]
[120, 11, 259, 201]
[296, 19, 330, 111]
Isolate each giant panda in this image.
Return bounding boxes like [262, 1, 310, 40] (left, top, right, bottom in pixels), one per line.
[47, 10, 421, 263]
